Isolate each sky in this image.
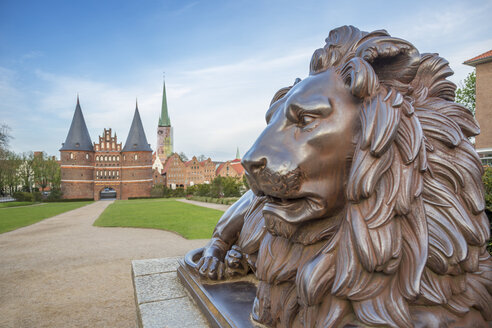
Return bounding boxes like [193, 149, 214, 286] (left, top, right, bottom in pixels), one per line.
[1, 0, 491, 161]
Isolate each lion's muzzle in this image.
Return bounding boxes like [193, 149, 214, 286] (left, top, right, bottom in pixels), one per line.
[242, 152, 303, 198]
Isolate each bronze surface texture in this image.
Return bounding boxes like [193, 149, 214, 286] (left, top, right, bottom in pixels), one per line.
[181, 25, 492, 328]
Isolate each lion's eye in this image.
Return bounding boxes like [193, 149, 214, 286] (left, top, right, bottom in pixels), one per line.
[298, 114, 316, 127]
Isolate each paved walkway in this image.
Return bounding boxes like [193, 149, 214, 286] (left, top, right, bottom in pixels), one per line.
[176, 198, 231, 211]
[0, 201, 208, 328]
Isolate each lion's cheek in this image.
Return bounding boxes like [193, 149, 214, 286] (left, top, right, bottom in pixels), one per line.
[299, 161, 349, 215]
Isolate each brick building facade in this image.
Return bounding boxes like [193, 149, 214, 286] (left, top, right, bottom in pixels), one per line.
[160, 153, 216, 188]
[216, 158, 245, 179]
[60, 98, 152, 200]
[464, 50, 492, 165]
[157, 151, 245, 189]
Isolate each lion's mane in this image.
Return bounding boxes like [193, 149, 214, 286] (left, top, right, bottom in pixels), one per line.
[258, 26, 492, 327]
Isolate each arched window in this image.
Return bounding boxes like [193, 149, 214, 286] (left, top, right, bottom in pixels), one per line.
[86, 153, 89, 160]
[106, 142, 110, 149]
[134, 154, 138, 160]
[112, 156, 115, 161]
[104, 171, 107, 176]
[104, 156, 108, 161]
[96, 156, 99, 161]
[69, 153, 74, 159]
[117, 156, 120, 161]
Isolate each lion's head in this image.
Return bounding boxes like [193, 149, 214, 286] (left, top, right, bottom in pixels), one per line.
[242, 26, 491, 327]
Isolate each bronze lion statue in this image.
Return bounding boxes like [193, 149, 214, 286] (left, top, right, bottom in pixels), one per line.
[188, 26, 492, 327]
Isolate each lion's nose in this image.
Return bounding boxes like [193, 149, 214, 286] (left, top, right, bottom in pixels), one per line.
[242, 154, 267, 176]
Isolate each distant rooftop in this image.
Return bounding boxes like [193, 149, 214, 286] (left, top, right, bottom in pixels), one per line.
[464, 49, 492, 66]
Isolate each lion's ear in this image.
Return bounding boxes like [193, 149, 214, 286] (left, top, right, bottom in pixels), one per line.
[340, 58, 379, 98]
[269, 78, 302, 106]
[355, 37, 420, 85]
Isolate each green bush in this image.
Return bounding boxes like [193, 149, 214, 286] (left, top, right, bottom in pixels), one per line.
[32, 191, 42, 202]
[13, 191, 34, 202]
[169, 187, 186, 198]
[150, 185, 164, 198]
[149, 184, 188, 198]
[189, 196, 239, 205]
[47, 188, 63, 201]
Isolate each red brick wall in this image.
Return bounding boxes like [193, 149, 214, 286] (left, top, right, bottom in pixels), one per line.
[60, 150, 94, 199]
[121, 151, 152, 199]
[121, 182, 152, 200]
[475, 61, 492, 150]
[62, 182, 94, 199]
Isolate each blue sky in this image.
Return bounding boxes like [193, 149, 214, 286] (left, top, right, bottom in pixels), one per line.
[1, 0, 491, 161]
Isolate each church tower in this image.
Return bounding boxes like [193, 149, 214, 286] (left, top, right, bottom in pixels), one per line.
[156, 79, 173, 162]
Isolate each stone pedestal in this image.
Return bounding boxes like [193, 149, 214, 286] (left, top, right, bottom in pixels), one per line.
[132, 257, 209, 328]
[177, 259, 258, 328]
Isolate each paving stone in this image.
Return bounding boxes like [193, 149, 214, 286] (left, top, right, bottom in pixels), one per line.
[139, 297, 209, 328]
[132, 257, 180, 277]
[134, 272, 186, 304]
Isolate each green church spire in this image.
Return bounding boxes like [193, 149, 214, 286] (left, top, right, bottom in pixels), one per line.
[159, 79, 171, 127]
[236, 147, 240, 159]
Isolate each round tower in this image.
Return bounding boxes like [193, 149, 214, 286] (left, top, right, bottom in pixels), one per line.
[59, 97, 95, 199]
[121, 102, 153, 199]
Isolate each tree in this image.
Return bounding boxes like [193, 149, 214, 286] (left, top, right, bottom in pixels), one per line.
[46, 156, 61, 189]
[33, 152, 49, 192]
[197, 154, 207, 161]
[455, 70, 476, 116]
[32, 152, 61, 192]
[2, 151, 22, 195]
[210, 176, 224, 198]
[222, 176, 241, 197]
[0, 124, 12, 160]
[242, 175, 250, 191]
[178, 152, 189, 162]
[18, 152, 34, 192]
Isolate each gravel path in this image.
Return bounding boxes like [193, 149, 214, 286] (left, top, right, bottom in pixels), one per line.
[0, 200, 208, 328]
[176, 198, 231, 211]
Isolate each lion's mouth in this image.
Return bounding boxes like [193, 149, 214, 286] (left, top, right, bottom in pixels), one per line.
[266, 195, 294, 205]
[262, 193, 326, 224]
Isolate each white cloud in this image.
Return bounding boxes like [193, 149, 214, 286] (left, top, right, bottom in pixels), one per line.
[0, 48, 311, 161]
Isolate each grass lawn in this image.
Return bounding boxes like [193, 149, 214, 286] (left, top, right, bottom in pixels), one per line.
[0, 201, 93, 234]
[0, 201, 37, 208]
[94, 199, 224, 239]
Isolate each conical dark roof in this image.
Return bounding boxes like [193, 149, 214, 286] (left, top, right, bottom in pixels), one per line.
[60, 97, 93, 151]
[122, 103, 152, 152]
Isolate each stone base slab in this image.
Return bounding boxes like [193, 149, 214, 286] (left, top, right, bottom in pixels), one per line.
[132, 257, 209, 328]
